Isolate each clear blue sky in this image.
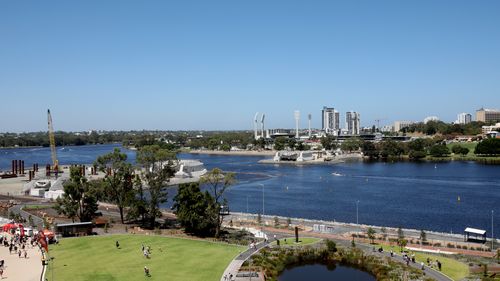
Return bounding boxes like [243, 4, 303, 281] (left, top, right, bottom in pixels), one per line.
[1, 0, 499, 132]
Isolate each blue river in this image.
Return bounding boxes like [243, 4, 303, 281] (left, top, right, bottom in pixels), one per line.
[1, 144, 499, 236]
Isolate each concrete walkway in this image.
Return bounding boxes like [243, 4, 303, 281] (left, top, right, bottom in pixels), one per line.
[361, 245, 452, 281]
[220, 240, 269, 281]
[0, 241, 44, 281]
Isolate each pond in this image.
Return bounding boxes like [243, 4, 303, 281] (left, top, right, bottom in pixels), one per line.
[278, 263, 375, 281]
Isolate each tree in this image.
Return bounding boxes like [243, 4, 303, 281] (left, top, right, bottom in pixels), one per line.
[136, 145, 176, 228]
[362, 141, 379, 159]
[397, 227, 405, 240]
[274, 216, 279, 227]
[173, 182, 217, 236]
[95, 148, 135, 224]
[451, 144, 463, 155]
[200, 168, 236, 238]
[287, 138, 297, 150]
[273, 137, 287, 151]
[397, 227, 406, 251]
[320, 135, 337, 151]
[367, 227, 376, 244]
[381, 227, 387, 241]
[475, 138, 500, 156]
[127, 175, 148, 225]
[398, 238, 408, 252]
[429, 144, 450, 157]
[408, 139, 428, 160]
[326, 240, 337, 252]
[420, 229, 427, 244]
[379, 139, 405, 158]
[341, 138, 362, 152]
[55, 166, 100, 222]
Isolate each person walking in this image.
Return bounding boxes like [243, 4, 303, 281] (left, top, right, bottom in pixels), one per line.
[116, 241, 120, 249]
[24, 250, 28, 259]
[18, 250, 21, 258]
[144, 266, 150, 277]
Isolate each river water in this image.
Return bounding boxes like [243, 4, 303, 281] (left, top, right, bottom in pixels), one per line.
[1, 144, 499, 236]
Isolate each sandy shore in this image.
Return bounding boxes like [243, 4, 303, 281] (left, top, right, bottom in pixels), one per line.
[187, 150, 275, 156]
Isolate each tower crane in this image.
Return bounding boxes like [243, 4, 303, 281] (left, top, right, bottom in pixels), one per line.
[47, 109, 59, 172]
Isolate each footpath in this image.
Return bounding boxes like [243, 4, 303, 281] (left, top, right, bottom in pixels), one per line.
[0, 240, 43, 281]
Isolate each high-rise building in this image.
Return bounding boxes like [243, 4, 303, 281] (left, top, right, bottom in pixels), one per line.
[346, 111, 360, 135]
[322, 107, 340, 135]
[456, 113, 472, 124]
[394, 121, 415, 132]
[476, 108, 500, 123]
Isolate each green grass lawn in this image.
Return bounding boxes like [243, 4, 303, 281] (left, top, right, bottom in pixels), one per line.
[46, 235, 245, 281]
[447, 142, 477, 156]
[376, 244, 469, 281]
[270, 237, 321, 246]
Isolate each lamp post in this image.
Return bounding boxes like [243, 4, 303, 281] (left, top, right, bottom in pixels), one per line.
[356, 200, 360, 225]
[492, 210, 495, 251]
[259, 184, 265, 216]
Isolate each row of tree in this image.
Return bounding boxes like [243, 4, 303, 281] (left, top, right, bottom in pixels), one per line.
[54, 146, 234, 238]
[403, 120, 486, 136]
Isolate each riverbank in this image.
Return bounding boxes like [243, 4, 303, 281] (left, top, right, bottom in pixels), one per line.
[187, 150, 275, 156]
[363, 155, 500, 164]
[258, 153, 362, 165]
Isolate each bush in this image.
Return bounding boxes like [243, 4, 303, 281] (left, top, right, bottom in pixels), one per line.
[326, 240, 337, 253]
[430, 144, 451, 157]
[475, 138, 500, 156]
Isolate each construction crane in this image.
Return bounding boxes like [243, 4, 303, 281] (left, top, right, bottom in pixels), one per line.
[47, 109, 58, 172]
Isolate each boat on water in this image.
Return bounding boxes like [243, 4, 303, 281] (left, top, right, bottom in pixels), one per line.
[174, 160, 207, 178]
[331, 172, 342, 176]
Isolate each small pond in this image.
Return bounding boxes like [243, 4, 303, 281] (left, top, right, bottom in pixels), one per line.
[278, 263, 375, 281]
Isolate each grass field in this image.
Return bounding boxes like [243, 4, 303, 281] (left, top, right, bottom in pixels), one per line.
[447, 142, 477, 156]
[376, 244, 469, 281]
[46, 235, 245, 281]
[270, 237, 321, 246]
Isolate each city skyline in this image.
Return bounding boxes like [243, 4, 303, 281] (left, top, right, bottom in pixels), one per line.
[1, 1, 500, 132]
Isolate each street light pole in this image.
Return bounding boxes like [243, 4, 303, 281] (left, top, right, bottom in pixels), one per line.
[492, 210, 495, 251]
[259, 184, 265, 216]
[356, 200, 360, 225]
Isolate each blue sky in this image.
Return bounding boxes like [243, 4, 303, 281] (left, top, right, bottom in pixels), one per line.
[1, 1, 499, 132]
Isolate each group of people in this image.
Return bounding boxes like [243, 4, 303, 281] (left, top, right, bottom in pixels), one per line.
[222, 273, 234, 281]
[0, 232, 41, 279]
[142, 244, 152, 259]
[2, 233, 38, 258]
[402, 252, 416, 266]
[114, 240, 160, 277]
[426, 257, 442, 271]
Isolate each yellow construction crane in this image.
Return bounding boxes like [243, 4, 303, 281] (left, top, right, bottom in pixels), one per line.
[47, 109, 58, 171]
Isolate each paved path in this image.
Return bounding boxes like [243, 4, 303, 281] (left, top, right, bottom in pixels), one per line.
[220, 232, 288, 281]
[361, 245, 452, 281]
[0, 238, 44, 281]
